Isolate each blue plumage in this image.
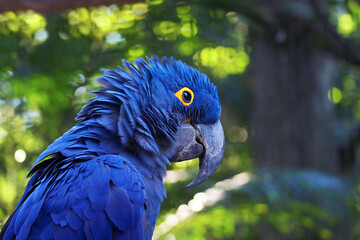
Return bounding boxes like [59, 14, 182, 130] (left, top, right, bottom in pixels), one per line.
[0, 56, 223, 240]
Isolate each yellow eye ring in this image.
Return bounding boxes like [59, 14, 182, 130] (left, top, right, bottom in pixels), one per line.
[175, 87, 194, 106]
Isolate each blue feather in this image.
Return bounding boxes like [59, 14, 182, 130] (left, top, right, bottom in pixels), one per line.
[106, 187, 137, 230]
[54, 226, 78, 239]
[66, 210, 83, 230]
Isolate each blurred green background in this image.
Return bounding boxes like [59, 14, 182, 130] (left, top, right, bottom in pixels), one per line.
[1, 0, 360, 239]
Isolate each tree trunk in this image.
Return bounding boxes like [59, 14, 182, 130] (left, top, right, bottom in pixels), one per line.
[248, 0, 338, 172]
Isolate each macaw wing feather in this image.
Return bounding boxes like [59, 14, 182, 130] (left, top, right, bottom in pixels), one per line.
[2, 155, 146, 240]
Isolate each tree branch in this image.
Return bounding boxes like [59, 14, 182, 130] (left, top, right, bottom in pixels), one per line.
[310, 0, 360, 66]
[205, 0, 360, 67]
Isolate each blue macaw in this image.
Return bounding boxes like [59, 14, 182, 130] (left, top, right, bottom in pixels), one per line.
[0, 56, 224, 240]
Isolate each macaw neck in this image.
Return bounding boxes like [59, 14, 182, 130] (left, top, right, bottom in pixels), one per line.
[130, 157, 166, 240]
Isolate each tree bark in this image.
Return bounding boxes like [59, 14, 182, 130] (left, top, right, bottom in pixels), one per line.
[249, 40, 338, 172]
[248, 0, 339, 172]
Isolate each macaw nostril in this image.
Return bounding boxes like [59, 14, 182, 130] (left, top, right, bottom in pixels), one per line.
[190, 121, 204, 145]
[195, 129, 203, 145]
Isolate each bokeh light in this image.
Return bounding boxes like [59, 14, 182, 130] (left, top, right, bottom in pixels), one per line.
[338, 13, 356, 36]
[328, 87, 342, 104]
[14, 149, 26, 163]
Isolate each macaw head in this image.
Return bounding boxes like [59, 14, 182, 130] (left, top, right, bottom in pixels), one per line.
[78, 56, 224, 187]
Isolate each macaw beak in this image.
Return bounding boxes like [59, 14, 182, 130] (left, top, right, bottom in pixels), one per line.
[170, 120, 225, 188]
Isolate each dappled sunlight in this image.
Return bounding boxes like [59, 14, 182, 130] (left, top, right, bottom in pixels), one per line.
[66, 4, 148, 40]
[157, 170, 348, 239]
[153, 172, 252, 239]
[0, 10, 46, 46]
[193, 46, 249, 78]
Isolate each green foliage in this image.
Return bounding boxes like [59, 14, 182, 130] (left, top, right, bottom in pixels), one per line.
[166, 206, 238, 240]
[158, 170, 354, 240]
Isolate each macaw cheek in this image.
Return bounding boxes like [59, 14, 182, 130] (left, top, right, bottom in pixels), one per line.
[185, 120, 225, 188]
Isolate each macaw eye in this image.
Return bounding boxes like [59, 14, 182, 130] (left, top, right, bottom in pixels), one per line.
[182, 91, 192, 103]
[175, 87, 194, 106]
